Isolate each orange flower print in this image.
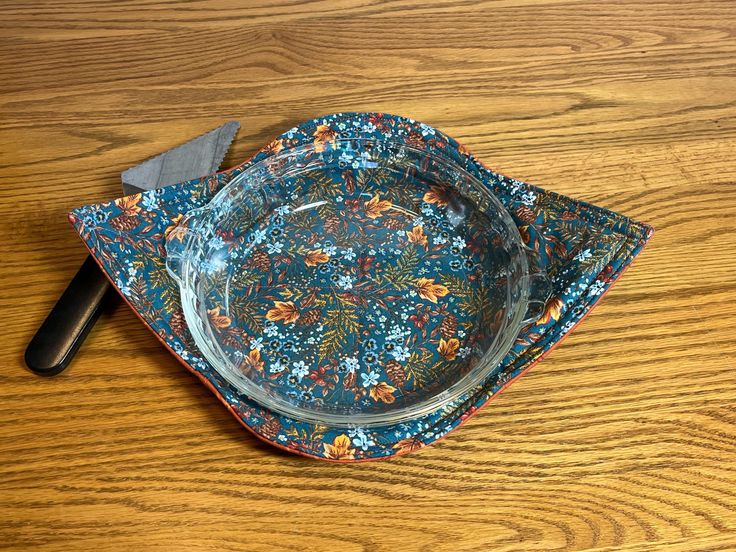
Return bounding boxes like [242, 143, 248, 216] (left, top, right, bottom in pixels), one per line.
[323, 434, 356, 460]
[266, 300, 300, 324]
[422, 185, 450, 207]
[438, 337, 460, 361]
[304, 248, 330, 267]
[364, 194, 392, 219]
[264, 138, 284, 154]
[405, 132, 424, 148]
[369, 382, 397, 404]
[115, 195, 142, 215]
[207, 306, 232, 329]
[313, 124, 337, 152]
[164, 214, 187, 241]
[406, 225, 428, 247]
[392, 437, 424, 454]
[519, 225, 530, 246]
[239, 348, 264, 374]
[538, 297, 564, 325]
[416, 277, 449, 303]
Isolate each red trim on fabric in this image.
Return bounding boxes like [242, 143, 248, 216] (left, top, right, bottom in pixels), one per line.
[66, 116, 655, 462]
[69, 224, 348, 462]
[70, 214, 652, 463]
[408, 233, 654, 454]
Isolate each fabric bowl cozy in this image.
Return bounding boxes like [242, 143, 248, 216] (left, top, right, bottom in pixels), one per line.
[69, 112, 653, 461]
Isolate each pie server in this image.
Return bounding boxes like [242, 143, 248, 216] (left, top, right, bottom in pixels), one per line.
[24, 121, 240, 376]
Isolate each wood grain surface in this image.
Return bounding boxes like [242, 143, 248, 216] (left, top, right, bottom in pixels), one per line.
[1, 1, 735, 550]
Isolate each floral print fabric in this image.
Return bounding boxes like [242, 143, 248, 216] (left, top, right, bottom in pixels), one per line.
[184, 146, 512, 418]
[69, 112, 652, 461]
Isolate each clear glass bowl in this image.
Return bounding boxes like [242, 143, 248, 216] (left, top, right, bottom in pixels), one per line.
[166, 139, 550, 427]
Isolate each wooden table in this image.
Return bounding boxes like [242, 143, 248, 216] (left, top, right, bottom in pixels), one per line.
[1, 1, 735, 550]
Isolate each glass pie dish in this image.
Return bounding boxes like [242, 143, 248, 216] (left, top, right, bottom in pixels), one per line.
[165, 138, 550, 427]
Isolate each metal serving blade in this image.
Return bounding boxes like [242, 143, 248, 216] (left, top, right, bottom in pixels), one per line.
[121, 120, 240, 195]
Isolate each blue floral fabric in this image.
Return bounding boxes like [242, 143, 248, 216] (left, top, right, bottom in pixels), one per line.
[69, 113, 653, 461]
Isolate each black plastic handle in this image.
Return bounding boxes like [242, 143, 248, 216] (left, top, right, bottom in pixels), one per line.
[25, 255, 116, 376]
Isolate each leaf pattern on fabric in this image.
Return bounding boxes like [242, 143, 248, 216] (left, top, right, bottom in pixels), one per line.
[68, 112, 652, 462]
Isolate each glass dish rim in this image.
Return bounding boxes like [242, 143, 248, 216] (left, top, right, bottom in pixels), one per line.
[167, 137, 539, 427]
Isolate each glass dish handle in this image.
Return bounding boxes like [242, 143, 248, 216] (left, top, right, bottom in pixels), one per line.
[165, 206, 208, 283]
[520, 247, 552, 325]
